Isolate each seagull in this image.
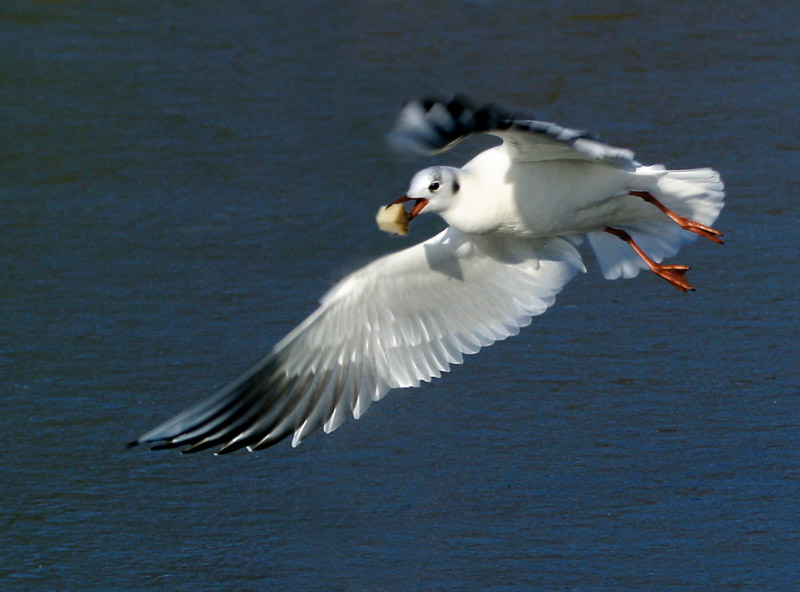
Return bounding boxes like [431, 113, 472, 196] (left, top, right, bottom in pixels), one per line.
[131, 96, 724, 454]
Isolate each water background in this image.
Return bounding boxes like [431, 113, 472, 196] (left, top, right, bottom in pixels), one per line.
[2, 1, 799, 590]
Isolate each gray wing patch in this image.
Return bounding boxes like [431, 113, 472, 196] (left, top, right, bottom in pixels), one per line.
[388, 96, 638, 170]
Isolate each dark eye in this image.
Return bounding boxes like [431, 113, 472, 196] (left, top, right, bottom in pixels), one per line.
[428, 181, 440, 191]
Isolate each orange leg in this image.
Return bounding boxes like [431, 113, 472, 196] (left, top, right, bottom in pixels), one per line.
[628, 191, 722, 245]
[604, 227, 694, 292]
[629, 191, 724, 244]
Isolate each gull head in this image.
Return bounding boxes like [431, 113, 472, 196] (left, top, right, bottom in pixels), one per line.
[389, 166, 461, 222]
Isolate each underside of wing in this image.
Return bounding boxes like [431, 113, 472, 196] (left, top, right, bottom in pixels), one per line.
[133, 228, 585, 454]
[388, 96, 637, 170]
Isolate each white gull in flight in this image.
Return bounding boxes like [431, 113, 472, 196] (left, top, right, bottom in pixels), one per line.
[131, 97, 724, 454]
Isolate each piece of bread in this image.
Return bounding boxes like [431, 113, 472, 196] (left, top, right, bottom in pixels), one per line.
[375, 203, 410, 236]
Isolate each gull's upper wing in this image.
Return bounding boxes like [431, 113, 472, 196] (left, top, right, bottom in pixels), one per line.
[388, 96, 637, 169]
[133, 228, 585, 454]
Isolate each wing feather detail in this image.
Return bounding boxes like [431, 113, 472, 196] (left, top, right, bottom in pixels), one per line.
[134, 228, 585, 453]
[389, 96, 637, 169]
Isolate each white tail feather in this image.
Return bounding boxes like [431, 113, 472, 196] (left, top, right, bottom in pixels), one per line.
[589, 166, 725, 280]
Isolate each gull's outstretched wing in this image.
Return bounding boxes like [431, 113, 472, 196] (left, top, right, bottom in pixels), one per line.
[133, 228, 584, 454]
[389, 96, 637, 169]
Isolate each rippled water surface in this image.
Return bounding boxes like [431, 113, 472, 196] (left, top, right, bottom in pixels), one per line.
[2, 2, 799, 590]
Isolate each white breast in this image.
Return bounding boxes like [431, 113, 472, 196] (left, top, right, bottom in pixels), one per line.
[445, 147, 650, 238]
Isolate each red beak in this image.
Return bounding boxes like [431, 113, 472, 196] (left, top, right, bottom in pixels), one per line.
[389, 195, 429, 220]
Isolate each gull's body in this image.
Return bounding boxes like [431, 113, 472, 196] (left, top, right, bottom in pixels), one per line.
[132, 97, 724, 454]
[435, 152, 644, 236]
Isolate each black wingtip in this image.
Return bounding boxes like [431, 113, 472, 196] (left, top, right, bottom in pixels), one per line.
[126, 439, 140, 449]
[390, 94, 516, 158]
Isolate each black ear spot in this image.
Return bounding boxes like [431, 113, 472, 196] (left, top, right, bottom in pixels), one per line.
[453, 179, 460, 193]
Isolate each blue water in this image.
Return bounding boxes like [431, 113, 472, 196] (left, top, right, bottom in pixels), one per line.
[2, 2, 799, 590]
